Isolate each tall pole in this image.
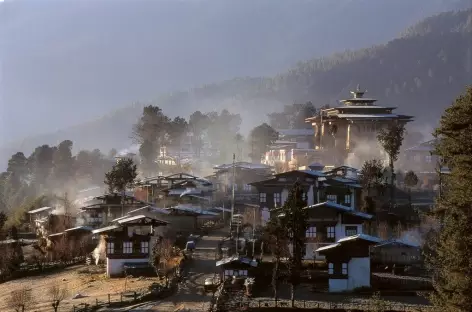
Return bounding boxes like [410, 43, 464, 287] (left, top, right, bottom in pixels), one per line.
[252, 206, 256, 258]
[231, 153, 235, 229]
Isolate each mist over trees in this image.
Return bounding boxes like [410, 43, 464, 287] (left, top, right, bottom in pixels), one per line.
[1, 8, 471, 167]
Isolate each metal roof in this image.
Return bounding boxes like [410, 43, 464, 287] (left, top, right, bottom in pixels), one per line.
[306, 202, 373, 220]
[336, 114, 401, 118]
[28, 206, 54, 214]
[337, 234, 382, 244]
[169, 205, 220, 216]
[216, 255, 258, 267]
[92, 225, 121, 234]
[372, 239, 420, 248]
[315, 243, 341, 252]
[276, 129, 314, 136]
[117, 214, 169, 225]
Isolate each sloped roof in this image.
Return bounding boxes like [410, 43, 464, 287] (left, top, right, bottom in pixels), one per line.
[91, 225, 120, 234]
[372, 239, 420, 248]
[316, 234, 382, 253]
[117, 214, 169, 225]
[306, 202, 373, 220]
[28, 206, 54, 214]
[216, 255, 258, 267]
[276, 129, 314, 136]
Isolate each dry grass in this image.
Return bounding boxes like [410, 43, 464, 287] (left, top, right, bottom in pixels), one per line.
[0, 265, 158, 312]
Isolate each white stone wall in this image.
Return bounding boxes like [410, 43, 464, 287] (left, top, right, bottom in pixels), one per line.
[106, 258, 149, 277]
[327, 257, 371, 292]
[347, 257, 371, 290]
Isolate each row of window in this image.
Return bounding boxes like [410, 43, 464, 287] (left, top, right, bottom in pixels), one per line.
[260, 192, 308, 203]
[327, 194, 351, 204]
[218, 184, 253, 192]
[259, 193, 351, 204]
[305, 226, 358, 238]
[106, 241, 149, 254]
[224, 269, 248, 277]
[413, 155, 433, 163]
[328, 263, 348, 275]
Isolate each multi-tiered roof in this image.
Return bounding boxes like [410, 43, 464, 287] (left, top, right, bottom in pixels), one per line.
[306, 85, 413, 123]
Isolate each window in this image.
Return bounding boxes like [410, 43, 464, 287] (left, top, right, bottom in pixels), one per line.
[344, 194, 351, 204]
[260, 193, 267, 203]
[141, 241, 149, 254]
[327, 195, 337, 202]
[425, 155, 432, 163]
[123, 242, 133, 254]
[345, 226, 358, 236]
[274, 193, 281, 205]
[243, 184, 252, 192]
[302, 192, 307, 201]
[342, 263, 348, 275]
[238, 270, 248, 277]
[328, 263, 334, 274]
[327, 226, 335, 238]
[224, 270, 234, 277]
[106, 242, 114, 254]
[233, 184, 238, 191]
[306, 227, 316, 238]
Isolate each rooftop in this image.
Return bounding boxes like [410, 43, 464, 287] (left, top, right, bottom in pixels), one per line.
[28, 206, 54, 214]
[213, 162, 272, 171]
[276, 129, 314, 136]
[306, 202, 373, 220]
[216, 255, 258, 267]
[316, 234, 382, 253]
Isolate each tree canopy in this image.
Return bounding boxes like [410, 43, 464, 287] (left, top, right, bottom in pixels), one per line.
[427, 87, 472, 312]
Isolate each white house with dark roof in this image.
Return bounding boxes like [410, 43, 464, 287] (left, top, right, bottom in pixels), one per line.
[317, 234, 381, 292]
[92, 215, 169, 277]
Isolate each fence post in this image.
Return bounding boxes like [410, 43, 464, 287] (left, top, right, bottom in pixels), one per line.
[73, 305, 75, 312]
[96, 298, 98, 306]
[134, 291, 137, 301]
[304, 300, 306, 308]
[108, 293, 110, 304]
[120, 294, 123, 302]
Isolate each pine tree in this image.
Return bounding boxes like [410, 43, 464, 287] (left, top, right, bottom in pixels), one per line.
[377, 122, 406, 210]
[281, 181, 308, 307]
[427, 87, 472, 312]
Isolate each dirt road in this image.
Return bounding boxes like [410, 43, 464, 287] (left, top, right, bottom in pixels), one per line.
[128, 229, 226, 312]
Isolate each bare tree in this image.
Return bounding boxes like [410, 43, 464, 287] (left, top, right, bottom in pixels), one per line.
[49, 283, 68, 312]
[151, 238, 176, 287]
[8, 286, 33, 312]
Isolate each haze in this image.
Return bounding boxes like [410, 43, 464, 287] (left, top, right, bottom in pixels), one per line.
[0, 0, 469, 148]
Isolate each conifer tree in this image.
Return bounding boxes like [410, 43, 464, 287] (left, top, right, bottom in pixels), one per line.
[427, 87, 472, 312]
[281, 181, 308, 307]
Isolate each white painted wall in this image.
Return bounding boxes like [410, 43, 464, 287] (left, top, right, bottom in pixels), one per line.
[348, 257, 371, 290]
[261, 207, 270, 226]
[106, 258, 149, 277]
[307, 185, 314, 206]
[335, 214, 364, 241]
[329, 279, 348, 292]
[281, 188, 289, 206]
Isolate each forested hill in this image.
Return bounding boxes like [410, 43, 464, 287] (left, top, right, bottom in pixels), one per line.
[1, 8, 472, 165]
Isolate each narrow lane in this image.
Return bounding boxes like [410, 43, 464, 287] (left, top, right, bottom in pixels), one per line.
[129, 229, 226, 312]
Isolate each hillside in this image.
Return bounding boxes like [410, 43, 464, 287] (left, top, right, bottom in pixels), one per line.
[1, 8, 471, 167]
[0, 0, 470, 143]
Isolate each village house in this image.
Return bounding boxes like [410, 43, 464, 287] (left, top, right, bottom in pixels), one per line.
[250, 166, 373, 259]
[305, 86, 413, 165]
[92, 215, 169, 277]
[262, 128, 321, 171]
[216, 255, 258, 281]
[316, 234, 382, 292]
[79, 193, 152, 228]
[402, 139, 450, 188]
[211, 162, 273, 206]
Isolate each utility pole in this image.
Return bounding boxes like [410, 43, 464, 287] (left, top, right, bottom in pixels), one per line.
[230, 153, 235, 231]
[252, 206, 256, 258]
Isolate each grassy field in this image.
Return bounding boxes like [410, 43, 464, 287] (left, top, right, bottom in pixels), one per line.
[0, 264, 157, 312]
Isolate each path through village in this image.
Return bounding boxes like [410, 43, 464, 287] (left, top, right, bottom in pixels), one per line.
[128, 228, 227, 311]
